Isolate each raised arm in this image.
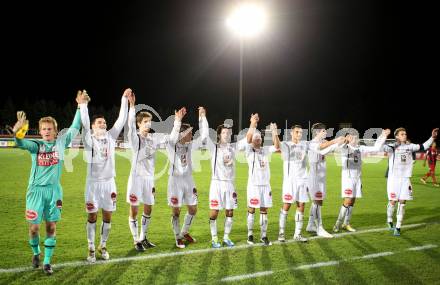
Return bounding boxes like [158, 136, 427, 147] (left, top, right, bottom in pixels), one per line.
[318, 136, 345, 150]
[108, 88, 130, 139]
[198, 106, 215, 152]
[127, 93, 139, 148]
[58, 91, 87, 148]
[12, 111, 38, 153]
[311, 136, 345, 155]
[169, 107, 186, 145]
[79, 90, 92, 148]
[422, 128, 438, 150]
[359, 129, 390, 153]
[409, 128, 438, 152]
[270, 123, 281, 150]
[246, 113, 259, 144]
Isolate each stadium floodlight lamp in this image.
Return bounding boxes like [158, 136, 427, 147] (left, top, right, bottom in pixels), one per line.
[225, 2, 267, 132]
[226, 3, 267, 38]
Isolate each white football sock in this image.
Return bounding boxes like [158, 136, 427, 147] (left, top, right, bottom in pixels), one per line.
[294, 210, 304, 236]
[279, 209, 288, 234]
[247, 212, 255, 236]
[396, 203, 405, 229]
[224, 217, 233, 240]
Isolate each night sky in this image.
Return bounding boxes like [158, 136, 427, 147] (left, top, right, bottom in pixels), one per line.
[2, 1, 438, 141]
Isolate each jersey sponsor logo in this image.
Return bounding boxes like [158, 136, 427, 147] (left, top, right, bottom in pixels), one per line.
[56, 199, 63, 209]
[250, 198, 259, 205]
[344, 189, 353, 195]
[258, 157, 267, 168]
[223, 152, 233, 166]
[284, 194, 293, 201]
[94, 138, 109, 160]
[111, 192, 117, 201]
[171, 196, 179, 205]
[315, 191, 323, 198]
[390, 192, 396, 199]
[25, 209, 38, 221]
[210, 199, 219, 207]
[86, 202, 95, 211]
[37, 151, 59, 166]
[129, 194, 138, 203]
[143, 139, 155, 159]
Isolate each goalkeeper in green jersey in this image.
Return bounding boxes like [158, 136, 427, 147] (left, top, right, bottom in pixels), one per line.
[12, 91, 88, 275]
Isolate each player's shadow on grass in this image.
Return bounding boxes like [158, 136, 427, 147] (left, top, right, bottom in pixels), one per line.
[280, 243, 307, 281]
[346, 235, 423, 284]
[246, 247, 256, 276]
[1, 269, 42, 285]
[316, 239, 367, 284]
[296, 240, 327, 283]
[143, 255, 183, 284]
[260, 246, 274, 282]
[399, 232, 440, 266]
[59, 265, 95, 284]
[215, 248, 231, 282]
[194, 251, 214, 283]
[88, 261, 134, 284]
[404, 206, 440, 224]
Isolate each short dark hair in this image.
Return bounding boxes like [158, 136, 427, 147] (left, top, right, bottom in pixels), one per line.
[216, 124, 232, 142]
[91, 114, 105, 125]
[291, 124, 302, 130]
[136, 111, 152, 126]
[311, 123, 326, 131]
[180, 123, 192, 133]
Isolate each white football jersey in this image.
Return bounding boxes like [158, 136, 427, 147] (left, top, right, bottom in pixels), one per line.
[127, 108, 164, 178]
[307, 138, 338, 179]
[210, 143, 236, 181]
[81, 97, 128, 182]
[340, 136, 386, 178]
[166, 118, 206, 177]
[199, 116, 248, 182]
[244, 144, 277, 186]
[280, 140, 309, 180]
[129, 133, 163, 178]
[383, 137, 433, 178]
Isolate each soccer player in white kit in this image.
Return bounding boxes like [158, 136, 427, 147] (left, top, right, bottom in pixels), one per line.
[168, 107, 207, 249]
[200, 112, 247, 248]
[273, 124, 342, 242]
[244, 114, 278, 246]
[333, 129, 390, 233]
[383, 127, 438, 236]
[80, 88, 130, 262]
[126, 93, 159, 251]
[306, 123, 345, 238]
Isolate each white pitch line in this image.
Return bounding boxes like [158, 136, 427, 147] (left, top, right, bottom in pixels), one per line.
[294, 261, 340, 270]
[0, 222, 430, 274]
[221, 270, 274, 282]
[407, 244, 438, 251]
[351, 252, 394, 260]
[221, 244, 435, 282]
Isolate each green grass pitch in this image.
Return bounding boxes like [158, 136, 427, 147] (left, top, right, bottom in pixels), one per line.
[0, 148, 439, 284]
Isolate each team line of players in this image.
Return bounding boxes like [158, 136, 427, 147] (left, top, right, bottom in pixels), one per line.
[12, 89, 438, 274]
